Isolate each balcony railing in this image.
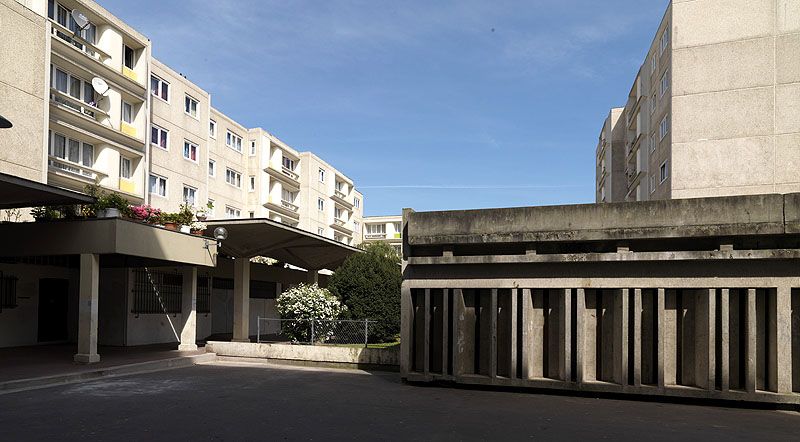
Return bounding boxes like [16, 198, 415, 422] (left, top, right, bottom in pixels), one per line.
[281, 200, 299, 212]
[48, 157, 99, 180]
[281, 166, 299, 180]
[334, 190, 347, 199]
[334, 218, 346, 227]
[50, 20, 111, 63]
[364, 233, 387, 239]
[50, 89, 107, 122]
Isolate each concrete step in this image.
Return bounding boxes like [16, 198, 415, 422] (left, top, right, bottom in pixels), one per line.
[0, 352, 217, 395]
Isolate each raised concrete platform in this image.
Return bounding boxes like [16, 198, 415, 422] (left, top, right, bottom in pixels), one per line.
[206, 341, 399, 371]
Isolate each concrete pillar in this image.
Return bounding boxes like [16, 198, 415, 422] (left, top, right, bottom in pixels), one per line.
[232, 257, 250, 342]
[521, 289, 537, 379]
[490, 288, 498, 379]
[442, 289, 450, 376]
[510, 289, 518, 380]
[633, 289, 642, 386]
[656, 288, 665, 389]
[720, 288, 730, 392]
[745, 288, 757, 393]
[575, 289, 585, 384]
[559, 288, 572, 383]
[74, 254, 100, 364]
[306, 269, 319, 285]
[775, 286, 792, 394]
[400, 285, 412, 375]
[614, 289, 628, 385]
[179, 267, 198, 351]
[695, 289, 715, 390]
[454, 289, 469, 376]
[424, 288, 431, 374]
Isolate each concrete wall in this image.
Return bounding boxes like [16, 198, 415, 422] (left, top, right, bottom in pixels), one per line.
[0, 0, 47, 182]
[206, 341, 400, 368]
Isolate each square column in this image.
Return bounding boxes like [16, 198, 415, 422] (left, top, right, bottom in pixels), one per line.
[306, 269, 319, 285]
[400, 285, 412, 375]
[179, 267, 198, 351]
[656, 288, 665, 389]
[232, 257, 251, 342]
[632, 289, 642, 386]
[559, 288, 572, 383]
[74, 253, 100, 364]
[745, 288, 757, 393]
[775, 286, 792, 394]
[719, 289, 730, 392]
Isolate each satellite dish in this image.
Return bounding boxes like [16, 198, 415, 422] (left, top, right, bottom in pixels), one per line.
[71, 9, 89, 30]
[0, 115, 11, 129]
[91, 77, 109, 97]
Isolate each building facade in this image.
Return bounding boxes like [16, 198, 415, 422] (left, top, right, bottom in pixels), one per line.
[2, 0, 364, 245]
[596, 0, 800, 202]
[361, 215, 403, 255]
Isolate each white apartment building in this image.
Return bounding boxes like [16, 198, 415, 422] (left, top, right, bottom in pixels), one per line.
[2, 0, 151, 203]
[361, 215, 402, 255]
[1, 0, 364, 245]
[596, 0, 800, 203]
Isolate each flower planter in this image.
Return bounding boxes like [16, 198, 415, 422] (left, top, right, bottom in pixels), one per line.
[97, 208, 120, 218]
[179, 225, 191, 233]
[164, 222, 178, 231]
[190, 229, 203, 236]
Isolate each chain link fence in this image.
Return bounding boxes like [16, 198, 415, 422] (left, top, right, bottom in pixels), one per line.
[257, 318, 375, 347]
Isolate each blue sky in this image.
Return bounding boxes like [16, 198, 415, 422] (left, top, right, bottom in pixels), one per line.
[104, 0, 667, 216]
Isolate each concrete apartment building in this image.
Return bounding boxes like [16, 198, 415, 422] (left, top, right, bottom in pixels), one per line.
[596, 0, 800, 203]
[0, 0, 362, 358]
[361, 215, 403, 255]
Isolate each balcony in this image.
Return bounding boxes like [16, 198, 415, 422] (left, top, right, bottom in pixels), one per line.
[330, 218, 353, 234]
[265, 165, 300, 190]
[48, 157, 104, 182]
[331, 190, 354, 209]
[50, 20, 111, 64]
[264, 198, 300, 219]
[280, 199, 299, 212]
[335, 190, 346, 199]
[50, 89, 107, 123]
[281, 166, 299, 181]
[364, 233, 387, 240]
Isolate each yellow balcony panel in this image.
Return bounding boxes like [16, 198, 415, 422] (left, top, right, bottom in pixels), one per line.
[122, 66, 138, 82]
[121, 122, 137, 138]
[119, 178, 136, 194]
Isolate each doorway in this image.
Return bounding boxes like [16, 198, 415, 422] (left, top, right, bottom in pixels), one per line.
[37, 278, 69, 342]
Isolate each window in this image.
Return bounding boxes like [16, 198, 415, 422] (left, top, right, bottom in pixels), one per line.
[123, 45, 136, 69]
[225, 168, 242, 188]
[660, 160, 669, 183]
[225, 206, 241, 218]
[48, 1, 96, 50]
[185, 95, 199, 118]
[318, 168, 325, 183]
[51, 66, 94, 109]
[282, 156, 295, 170]
[354, 221, 360, 234]
[650, 93, 656, 115]
[650, 133, 657, 153]
[393, 222, 401, 233]
[149, 174, 167, 197]
[208, 159, 216, 177]
[335, 181, 345, 192]
[650, 175, 657, 193]
[249, 211, 255, 219]
[354, 197, 360, 209]
[120, 157, 132, 179]
[183, 140, 198, 162]
[150, 75, 169, 101]
[151, 125, 169, 150]
[183, 185, 197, 205]
[366, 224, 386, 235]
[317, 227, 325, 236]
[226, 131, 242, 152]
[249, 175, 255, 192]
[659, 70, 670, 97]
[659, 115, 670, 140]
[334, 207, 343, 220]
[131, 269, 181, 314]
[209, 119, 217, 138]
[122, 101, 134, 124]
[48, 131, 93, 169]
[317, 198, 324, 211]
[659, 27, 670, 55]
[250, 140, 256, 156]
[282, 189, 296, 203]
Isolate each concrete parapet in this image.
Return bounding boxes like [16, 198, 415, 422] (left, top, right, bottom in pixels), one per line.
[206, 341, 399, 370]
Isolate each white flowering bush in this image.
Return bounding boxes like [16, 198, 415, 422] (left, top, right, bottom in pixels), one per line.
[276, 283, 346, 342]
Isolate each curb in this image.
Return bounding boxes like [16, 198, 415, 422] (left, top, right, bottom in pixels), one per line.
[0, 352, 217, 395]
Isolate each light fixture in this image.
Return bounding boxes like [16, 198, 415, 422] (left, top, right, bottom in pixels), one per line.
[213, 227, 228, 241]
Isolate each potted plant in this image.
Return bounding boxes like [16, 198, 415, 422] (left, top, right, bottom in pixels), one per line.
[190, 221, 207, 235]
[129, 204, 162, 224]
[196, 201, 213, 221]
[177, 202, 194, 233]
[30, 206, 61, 222]
[88, 185, 130, 218]
[162, 213, 179, 230]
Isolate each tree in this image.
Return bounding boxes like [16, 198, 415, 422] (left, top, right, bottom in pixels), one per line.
[329, 242, 401, 342]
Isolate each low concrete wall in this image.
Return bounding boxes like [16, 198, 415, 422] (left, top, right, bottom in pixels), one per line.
[206, 341, 399, 370]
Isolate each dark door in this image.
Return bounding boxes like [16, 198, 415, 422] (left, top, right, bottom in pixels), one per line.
[38, 278, 69, 342]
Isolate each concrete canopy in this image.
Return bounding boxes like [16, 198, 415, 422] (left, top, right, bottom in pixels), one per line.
[0, 172, 95, 209]
[205, 218, 361, 271]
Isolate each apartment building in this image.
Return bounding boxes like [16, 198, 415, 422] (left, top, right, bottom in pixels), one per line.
[596, 0, 800, 202]
[361, 215, 402, 255]
[4, 0, 152, 203]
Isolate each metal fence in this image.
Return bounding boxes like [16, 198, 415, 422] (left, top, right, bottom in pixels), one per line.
[257, 318, 375, 347]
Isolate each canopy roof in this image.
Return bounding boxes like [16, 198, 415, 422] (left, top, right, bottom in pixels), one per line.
[0, 172, 95, 209]
[206, 218, 361, 271]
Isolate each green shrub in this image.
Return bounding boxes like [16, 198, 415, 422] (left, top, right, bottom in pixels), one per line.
[276, 283, 346, 342]
[329, 242, 401, 343]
